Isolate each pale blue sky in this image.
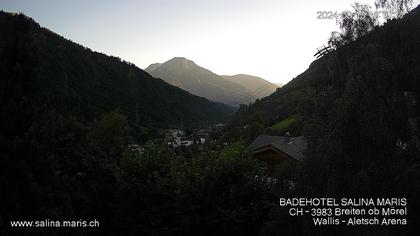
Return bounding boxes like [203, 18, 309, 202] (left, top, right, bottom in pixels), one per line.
[2, 0, 415, 83]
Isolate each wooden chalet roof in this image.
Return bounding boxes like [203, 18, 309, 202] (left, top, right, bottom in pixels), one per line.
[246, 135, 307, 161]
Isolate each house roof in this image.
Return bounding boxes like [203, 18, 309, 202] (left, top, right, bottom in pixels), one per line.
[246, 135, 307, 161]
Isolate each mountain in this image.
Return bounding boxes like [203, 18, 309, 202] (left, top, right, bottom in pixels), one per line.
[0, 12, 233, 131]
[145, 58, 256, 106]
[221, 74, 278, 99]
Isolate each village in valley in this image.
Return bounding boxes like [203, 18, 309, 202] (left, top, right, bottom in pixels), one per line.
[166, 123, 225, 149]
[128, 123, 227, 155]
[128, 119, 310, 179]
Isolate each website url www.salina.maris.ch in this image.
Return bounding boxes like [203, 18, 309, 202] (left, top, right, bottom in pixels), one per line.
[9, 219, 99, 228]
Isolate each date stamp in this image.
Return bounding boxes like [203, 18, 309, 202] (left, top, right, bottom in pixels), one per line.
[316, 11, 341, 20]
[316, 10, 391, 20]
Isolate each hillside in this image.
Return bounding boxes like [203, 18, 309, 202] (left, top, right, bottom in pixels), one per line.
[222, 74, 278, 99]
[0, 12, 233, 130]
[226, 6, 420, 232]
[0, 12, 241, 234]
[230, 1, 420, 209]
[145, 57, 256, 106]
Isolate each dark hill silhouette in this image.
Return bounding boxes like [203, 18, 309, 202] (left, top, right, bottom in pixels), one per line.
[0, 12, 232, 129]
[229, 7, 420, 232]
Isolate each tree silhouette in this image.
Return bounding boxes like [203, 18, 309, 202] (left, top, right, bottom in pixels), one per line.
[329, 3, 378, 49]
[375, 0, 414, 19]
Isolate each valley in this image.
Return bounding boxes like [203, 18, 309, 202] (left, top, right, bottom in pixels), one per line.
[1, 1, 420, 235]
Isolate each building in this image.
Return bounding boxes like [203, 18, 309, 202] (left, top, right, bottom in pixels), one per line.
[165, 129, 193, 148]
[246, 135, 307, 173]
[168, 136, 194, 148]
[193, 129, 210, 145]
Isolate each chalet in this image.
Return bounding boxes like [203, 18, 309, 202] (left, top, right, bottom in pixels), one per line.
[246, 135, 307, 173]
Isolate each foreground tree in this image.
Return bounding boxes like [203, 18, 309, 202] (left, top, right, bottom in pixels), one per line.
[328, 0, 416, 49]
[375, 0, 414, 19]
[329, 3, 378, 49]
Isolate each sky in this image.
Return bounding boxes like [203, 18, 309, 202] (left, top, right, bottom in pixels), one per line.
[1, 0, 415, 84]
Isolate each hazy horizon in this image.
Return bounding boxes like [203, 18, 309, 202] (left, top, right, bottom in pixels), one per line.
[2, 0, 416, 84]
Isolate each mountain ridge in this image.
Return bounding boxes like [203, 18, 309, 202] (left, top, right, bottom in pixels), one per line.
[221, 74, 278, 99]
[145, 58, 277, 106]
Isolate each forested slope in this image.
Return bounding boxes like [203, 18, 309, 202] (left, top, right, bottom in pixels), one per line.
[0, 12, 232, 130]
[0, 12, 252, 235]
[229, 6, 420, 234]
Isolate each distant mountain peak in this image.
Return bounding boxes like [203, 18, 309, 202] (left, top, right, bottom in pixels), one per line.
[145, 57, 197, 73]
[165, 57, 197, 68]
[171, 57, 188, 61]
[145, 58, 256, 106]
